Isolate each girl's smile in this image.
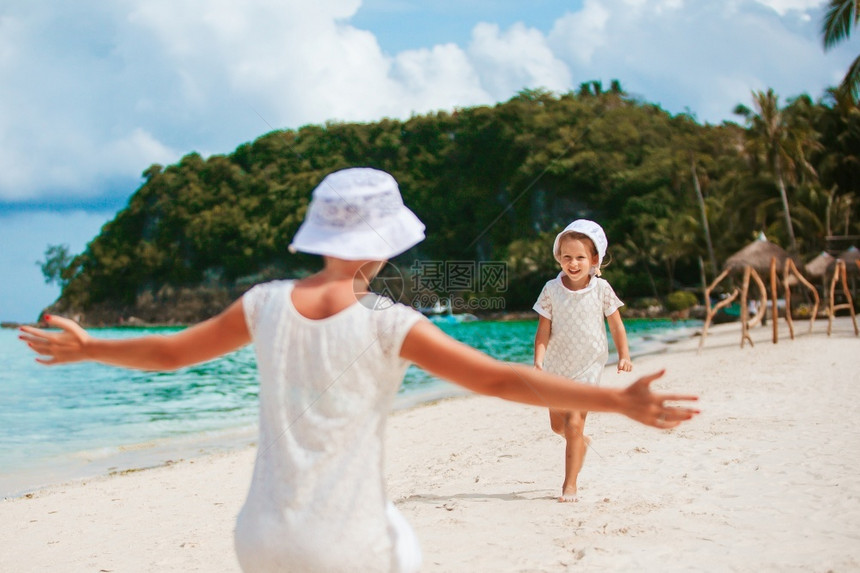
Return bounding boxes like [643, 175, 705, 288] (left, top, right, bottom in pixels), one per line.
[557, 237, 598, 291]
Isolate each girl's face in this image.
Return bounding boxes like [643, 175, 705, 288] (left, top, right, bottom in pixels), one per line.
[557, 236, 598, 290]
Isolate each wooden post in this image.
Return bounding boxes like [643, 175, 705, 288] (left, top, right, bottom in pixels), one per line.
[749, 267, 767, 330]
[698, 268, 736, 353]
[828, 260, 859, 336]
[784, 260, 795, 340]
[769, 257, 778, 344]
[740, 266, 753, 348]
[783, 258, 819, 336]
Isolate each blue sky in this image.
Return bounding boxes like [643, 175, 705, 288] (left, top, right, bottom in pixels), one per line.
[0, 0, 856, 322]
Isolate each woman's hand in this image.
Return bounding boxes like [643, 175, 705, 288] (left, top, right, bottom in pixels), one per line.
[617, 357, 633, 373]
[19, 300, 251, 372]
[19, 315, 91, 365]
[620, 370, 699, 429]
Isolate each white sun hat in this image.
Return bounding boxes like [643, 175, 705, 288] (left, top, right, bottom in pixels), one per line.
[552, 219, 608, 274]
[289, 167, 426, 260]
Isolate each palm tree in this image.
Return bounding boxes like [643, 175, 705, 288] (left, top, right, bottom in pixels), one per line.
[690, 155, 719, 278]
[816, 87, 860, 239]
[734, 89, 799, 253]
[822, 0, 860, 100]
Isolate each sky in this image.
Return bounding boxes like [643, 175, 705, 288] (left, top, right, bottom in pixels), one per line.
[0, 0, 856, 322]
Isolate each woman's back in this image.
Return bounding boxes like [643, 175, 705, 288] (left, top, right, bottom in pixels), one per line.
[289, 260, 384, 320]
[234, 280, 424, 572]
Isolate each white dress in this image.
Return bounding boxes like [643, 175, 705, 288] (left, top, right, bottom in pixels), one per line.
[234, 280, 425, 573]
[532, 273, 623, 384]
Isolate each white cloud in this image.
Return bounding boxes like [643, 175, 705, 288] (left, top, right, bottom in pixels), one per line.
[104, 129, 177, 175]
[754, 0, 824, 16]
[391, 45, 489, 113]
[0, 0, 854, 205]
[620, 0, 684, 13]
[548, 0, 611, 65]
[0, 0, 494, 202]
[0, 3, 182, 201]
[548, 0, 847, 123]
[468, 22, 572, 97]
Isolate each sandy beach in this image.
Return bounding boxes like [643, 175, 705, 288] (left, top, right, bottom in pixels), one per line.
[3, 317, 859, 572]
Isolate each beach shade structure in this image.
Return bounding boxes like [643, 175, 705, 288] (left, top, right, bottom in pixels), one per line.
[806, 251, 836, 299]
[700, 235, 770, 352]
[723, 233, 784, 346]
[805, 250, 836, 300]
[699, 233, 818, 352]
[831, 246, 860, 276]
[725, 233, 819, 341]
[826, 247, 859, 337]
[805, 251, 835, 279]
[782, 256, 820, 340]
[723, 233, 793, 275]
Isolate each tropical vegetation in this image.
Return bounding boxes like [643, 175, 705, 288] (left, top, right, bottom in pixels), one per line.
[41, 82, 859, 323]
[822, 0, 860, 100]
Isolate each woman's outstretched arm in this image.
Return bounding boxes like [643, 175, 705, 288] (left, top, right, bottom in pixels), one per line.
[400, 320, 698, 429]
[19, 299, 251, 371]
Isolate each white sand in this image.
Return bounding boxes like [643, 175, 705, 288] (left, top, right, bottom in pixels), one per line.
[2, 317, 859, 572]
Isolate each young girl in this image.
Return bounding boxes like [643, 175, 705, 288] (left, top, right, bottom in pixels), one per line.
[533, 219, 633, 502]
[19, 169, 697, 573]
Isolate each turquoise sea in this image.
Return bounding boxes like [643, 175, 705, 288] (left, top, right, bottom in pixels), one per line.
[0, 317, 701, 498]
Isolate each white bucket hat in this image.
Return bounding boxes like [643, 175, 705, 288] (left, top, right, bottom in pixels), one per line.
[289, 167, 426, 260]
[552, 219, 608, 275]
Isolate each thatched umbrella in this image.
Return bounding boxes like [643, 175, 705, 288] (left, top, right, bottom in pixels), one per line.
[805, 251, 835, 279]
[832, 246, 860, 276]
[700, 234, 774, 350]
[724, 233, 811, 313]
[724, 233, 792, 275]
[830, 245, 859, 299]
[804, 251, 834, 309]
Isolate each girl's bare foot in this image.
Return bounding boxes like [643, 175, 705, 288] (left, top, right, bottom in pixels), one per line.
[558, 436, 589, 502]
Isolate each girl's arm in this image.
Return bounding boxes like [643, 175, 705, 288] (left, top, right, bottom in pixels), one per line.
[533, 315, 551, 369]
[19, 299, 251, 371]
[607, 310, 632, 372]
[400, 320, 697, 428]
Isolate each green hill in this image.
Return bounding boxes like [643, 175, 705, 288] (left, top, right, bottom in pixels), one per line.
[46, 85, 859, 325]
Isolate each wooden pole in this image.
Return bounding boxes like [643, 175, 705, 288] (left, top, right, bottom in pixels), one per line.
[741, 266, 753, 348]
[828, 260, 859, 336]
[783, 258, 819, 336]
[698, 268, 736, 353]
[769, 257, 778, 344]
[749, 267, 768, 330]
[784, 260, 795, 340]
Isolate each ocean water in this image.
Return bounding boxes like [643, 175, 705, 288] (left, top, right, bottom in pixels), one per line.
[0, 317, 701, 497]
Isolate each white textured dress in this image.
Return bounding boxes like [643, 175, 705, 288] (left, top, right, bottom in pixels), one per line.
[532, 273, 624, 384]
[234, 280, 425, 573]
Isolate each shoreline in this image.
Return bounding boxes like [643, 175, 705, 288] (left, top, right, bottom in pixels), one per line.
[3, 317, 859, 571]
[0, 385, 476, 501]
[1, 319, 699, 500]
[1, 309, 705, 329]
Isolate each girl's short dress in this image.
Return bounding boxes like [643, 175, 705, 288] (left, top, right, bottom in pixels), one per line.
[533, 273, 623, 385]
[235, 280, 425, 573]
